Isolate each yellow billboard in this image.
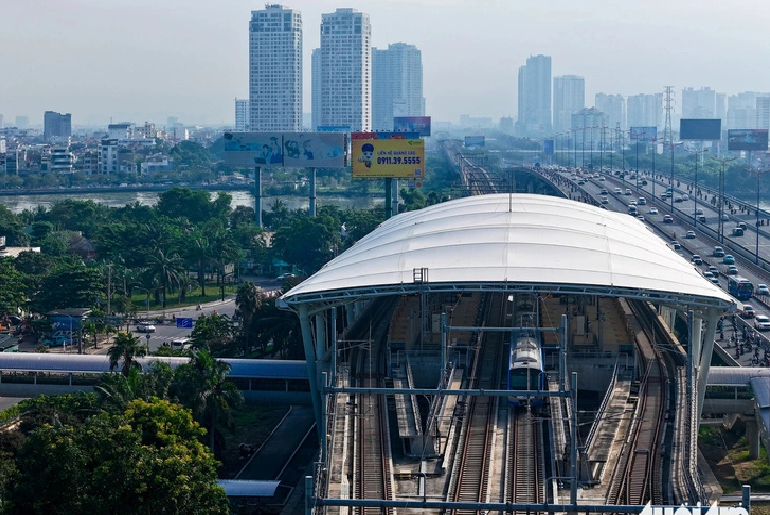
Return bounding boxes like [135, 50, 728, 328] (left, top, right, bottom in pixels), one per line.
[351, 138, 425, 179]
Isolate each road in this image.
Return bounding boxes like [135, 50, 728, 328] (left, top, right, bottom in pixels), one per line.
[554, 168, 770, 369]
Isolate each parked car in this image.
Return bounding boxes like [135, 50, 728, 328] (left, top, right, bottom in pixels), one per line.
[755, 315, 770, 331]
[136, 322, 156, 333]
[758, 284, 769, 296]
[742, 305, 756, 318]
[722, 255, 736, 265]
[171, 337, 192, 351]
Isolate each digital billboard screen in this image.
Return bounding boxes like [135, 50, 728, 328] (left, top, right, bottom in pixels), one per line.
[680, 119, 722, 140]
[543, 139, 554, 155]
[629, 126, 657, 141]
[464, 136, 485, 148]
[351, 135, 425, 179]
[728, 129, 769, 151]
[393, 116, 431, 137]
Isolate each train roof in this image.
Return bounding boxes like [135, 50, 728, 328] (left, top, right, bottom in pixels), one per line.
[281, 193, 735, 312]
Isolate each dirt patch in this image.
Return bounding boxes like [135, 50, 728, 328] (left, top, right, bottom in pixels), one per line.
[699, 421, 770, 493]
[218, 404, 290, 479]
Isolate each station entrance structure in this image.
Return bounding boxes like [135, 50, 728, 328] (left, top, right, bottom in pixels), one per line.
[279, 193, 737, 508]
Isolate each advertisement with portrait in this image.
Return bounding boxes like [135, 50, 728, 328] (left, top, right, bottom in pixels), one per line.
[223, 132, 284, 167]
[282, 132, 346, 168]
[728, 129, 769, 151]
[351, 136, 425, 179]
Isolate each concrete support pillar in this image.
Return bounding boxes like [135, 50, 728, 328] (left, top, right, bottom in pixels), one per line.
[747, 418, 761, 460]
[693, 316, 703, 372]
[697, 309, 720, 422]
[315, 313, 326, 361]
[299, 304, 322, 442]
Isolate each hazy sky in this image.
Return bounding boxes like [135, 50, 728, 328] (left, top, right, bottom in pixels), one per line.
[3, 0, 770, 127]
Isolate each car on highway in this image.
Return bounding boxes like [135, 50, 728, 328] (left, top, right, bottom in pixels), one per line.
[695, 208, 704, 215]
[638, 197, 647, 205]
[600, 188, 608, 195]
[671, 241, 681, 249]
[692, 255, 703, 265]
[136, 322, 156, 333]
[703, 271, 714, 279]
[277, 273, 296, 280]
[722, 255, 736, 265]
[675, 196, 684, 203]
[685, 230, 696, 239]
[742, 305, 756, 318]
[739, 221, 748, 230]
[755, 315, 770, 331]
[710, 277, 720, 285]
[709, 266, 719, 276]
[614, 187, 623, 194]
[727, 265, 738, 275]
[733, 227, 744, 236]
[758, 284, 770, 296]
[636, 215, 645, 221]
[577, 179, 586, 185]
[625, 189, 632, 195]
[649, 207, 659, 215]
[713, 246, 725, 257]
[721, 214, 730, 221]
[601, 196, 609, 204]
[171, 337, 192, 351]
[663, 215, 674, 223]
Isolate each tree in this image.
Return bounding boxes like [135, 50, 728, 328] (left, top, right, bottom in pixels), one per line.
[187, 231, 214, 296]
[146, 249, 184, 308]
[31, 263, 104, 313]
[271, 214, 340, 274]
[108, 332, 148, 377]
[5, 399, 229, 515]
[189, 314, 233, 356]
[173, 350, 243, 453]
[234, 283, 262, 354]
[0, 258, 23, 316]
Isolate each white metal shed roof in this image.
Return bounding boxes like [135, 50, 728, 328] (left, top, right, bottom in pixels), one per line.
[282, 193, 735, 310]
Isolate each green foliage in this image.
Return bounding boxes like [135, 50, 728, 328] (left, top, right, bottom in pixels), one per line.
[108, 332, 148, 376]
[190, 313, 233, 356]
[4, 398, 228, 515]
[271, 214, 340, 274]
[30, 262, 104, 313]
[0, 204, 30, 247]
[0, 258, 23, 316]
[168, 140, 213, 170]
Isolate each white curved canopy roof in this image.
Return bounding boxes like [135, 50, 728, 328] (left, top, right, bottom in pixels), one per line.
[282, 193, 735, 311]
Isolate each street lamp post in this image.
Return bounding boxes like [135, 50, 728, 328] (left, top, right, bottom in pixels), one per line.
[634, 129, 647, 192]
[600, 126, 607, 173]
[669, 141, 683, 214]
[573, 128, 578, 170]
[589, 126, 597, 169]
[650, 137, 660, 200]
[685, 147, 709, 228]
[582, 124, 586, 169]
[711, 156, 738, 243]
[746, 166, 770, 265]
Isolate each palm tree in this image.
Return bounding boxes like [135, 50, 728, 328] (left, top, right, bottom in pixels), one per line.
[108, 332, 148, 377]
[147, 248, 184, 308]
[174, 349, 243, 452]
[188, 232, 214, 296]
[235, 283, 262, 355]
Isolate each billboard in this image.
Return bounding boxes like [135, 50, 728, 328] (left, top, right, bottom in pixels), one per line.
[351, 137, 425, 179]
[629, 126, 658, 140]
[393, 116, 431, 137]
[680, 119, 722, 140]
[543, 139, 554, 156]
[728, 129, 769, 151]
[465, 136, 485, 148]
[223, 132, 347, 168]
[317, 125, 351, 132]
[353, 131, 419, 140]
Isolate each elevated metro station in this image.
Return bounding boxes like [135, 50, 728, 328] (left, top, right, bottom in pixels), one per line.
[279, 193, 738, 513]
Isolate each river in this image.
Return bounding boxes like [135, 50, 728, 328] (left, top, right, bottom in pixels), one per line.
[0, 190, 383, 214]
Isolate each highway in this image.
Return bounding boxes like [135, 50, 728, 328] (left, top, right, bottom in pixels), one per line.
[552, 167, 770, 368]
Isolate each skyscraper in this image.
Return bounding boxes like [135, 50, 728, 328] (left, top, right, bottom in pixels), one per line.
[517, 54, 551, 137]
[727, 91, 770, 129]
[681, 87, 718, 118]
[43, 111, 72, 140]
[311, 48, 322, 130]
[372, 43, 425, 131]
[249, 4, 303, 131]
[320, 8, 372, 131]
[626, 94, 662, 129]
[15, 116, 29, 129]
[235, 99, 249, 131]
[595, 93, 626, 130]
[552, 75, 584, 133]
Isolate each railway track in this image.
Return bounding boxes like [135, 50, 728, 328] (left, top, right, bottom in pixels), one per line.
[451, 293, 505, 514]
[509, 410, 544, 509]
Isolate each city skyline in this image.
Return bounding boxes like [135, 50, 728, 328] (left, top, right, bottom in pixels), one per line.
[3, 1, 770, 126]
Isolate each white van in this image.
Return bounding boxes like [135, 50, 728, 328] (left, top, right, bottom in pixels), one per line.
[171, 337, 191, 351]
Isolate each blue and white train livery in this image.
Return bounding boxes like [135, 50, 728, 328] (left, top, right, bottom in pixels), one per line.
[508, 298, 545, 407]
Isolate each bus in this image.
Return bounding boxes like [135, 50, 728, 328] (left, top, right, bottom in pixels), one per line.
[728, 276, 754, 301]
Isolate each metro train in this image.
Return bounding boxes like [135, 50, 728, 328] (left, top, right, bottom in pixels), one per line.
[507, 297, 545, 407]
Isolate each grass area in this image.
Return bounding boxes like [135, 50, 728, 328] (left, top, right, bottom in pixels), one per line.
[699, 422, 770, 493]
[217, 404, 289, 479]
[128, 283, 238, 311]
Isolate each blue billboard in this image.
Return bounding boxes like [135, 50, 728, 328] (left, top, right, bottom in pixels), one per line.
[393, 116, 431, 137]
[680, 119, 721, 140]
[464, 136, 485, 148]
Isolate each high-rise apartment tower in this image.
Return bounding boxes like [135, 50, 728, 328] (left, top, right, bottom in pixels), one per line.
[372, 43, 425, 131]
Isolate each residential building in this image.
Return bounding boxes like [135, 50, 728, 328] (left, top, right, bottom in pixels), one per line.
[516, 54, 551, 137]
[319, 8, 372, 131]
[108, 123, 134, 140]
[758, 97, 770, 131]
[500, 116, 514, 134]
[235, 98, 249, 131]
[249, 4, 303, 131]
[0, 114, 3, 128]
[595, 93, 626, 130]
[99, 139, 119, 174]
[626, 93, 662, 129]
[681, 87, 718, 118]
[727, 91, 770, 129]
[44, 111, 72, 141]
[311, 48, 322, 130]
[372, 43, 425, 131]
[571, 108, 608, 153]
[15, 116, 29, 130]
[50, 147, 74, 174]
[552, 75, 584, 133]
[141, 154, 175, 175]
[77, 150, 99, 175]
